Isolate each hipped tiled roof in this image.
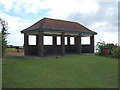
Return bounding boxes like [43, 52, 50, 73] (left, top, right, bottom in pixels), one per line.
[21, 18, 97, 35]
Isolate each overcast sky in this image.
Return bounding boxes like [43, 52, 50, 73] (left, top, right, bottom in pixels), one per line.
[0, 0, 119, 46]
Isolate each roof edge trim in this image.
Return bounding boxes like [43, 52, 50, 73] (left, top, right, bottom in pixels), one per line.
[21, 28, 97, 35]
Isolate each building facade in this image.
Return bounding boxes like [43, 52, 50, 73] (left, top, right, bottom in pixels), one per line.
[21, 18, 97, 57]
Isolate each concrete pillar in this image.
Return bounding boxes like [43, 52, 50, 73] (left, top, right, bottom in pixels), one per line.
[67, 36, 70, 45]
[24, 33, 29, 55]
[24, 33, 29, 45]
[75, 36, 77, 45]
[77, 34, 82, 54]
[61, 32, 65, 55]
[53, 35, 57, 54]
[38, 31, 44, 57]
[36, 35, 38, 45]
[90, 35, 94, 53]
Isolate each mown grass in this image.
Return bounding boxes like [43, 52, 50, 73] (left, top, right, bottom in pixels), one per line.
[2, 55, 118, 88]
[6, 48, 16, 50]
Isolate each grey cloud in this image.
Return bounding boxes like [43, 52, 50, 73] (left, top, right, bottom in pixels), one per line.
[67, 2, 118, 32]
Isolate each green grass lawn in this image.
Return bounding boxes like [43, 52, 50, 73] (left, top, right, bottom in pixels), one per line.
[6, 48, 16, 50]
[2, 55, 118, 88]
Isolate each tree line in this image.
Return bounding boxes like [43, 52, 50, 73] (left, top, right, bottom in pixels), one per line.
[0, 18, 8, 57]
[96, 41, 120, 59]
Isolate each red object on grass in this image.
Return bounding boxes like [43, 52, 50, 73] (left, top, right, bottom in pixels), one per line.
[104, 48, 109, 55]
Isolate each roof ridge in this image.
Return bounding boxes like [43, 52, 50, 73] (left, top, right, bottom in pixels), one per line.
[77, 23, 97, 34]
[43, 17, 79, 25]
[39, 18, 46, 29]
[23, 19, 42, 31]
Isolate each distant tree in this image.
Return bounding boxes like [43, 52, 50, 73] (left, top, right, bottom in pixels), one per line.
[96, 41, 117, 56]
[0, 18, 8, 57]
[111, 46, 120, 59]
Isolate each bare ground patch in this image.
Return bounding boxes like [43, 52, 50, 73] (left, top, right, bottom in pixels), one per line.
[5, 49, 24, 56]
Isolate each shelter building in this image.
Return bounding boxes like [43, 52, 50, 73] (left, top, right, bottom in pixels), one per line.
[21, 18, 97, 57]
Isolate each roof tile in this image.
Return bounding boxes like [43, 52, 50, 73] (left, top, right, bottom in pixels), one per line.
[21, 18, 97, 34]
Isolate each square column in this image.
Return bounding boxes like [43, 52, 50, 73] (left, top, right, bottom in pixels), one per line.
[61, 32, 65, 55]
[67, 36, 70, 45]
[53, 35, 57, 54]
[36, 35, 38, 45]
[38, 31, 44, 57]
[76, 34, 82, 54]
[75, 36, 77, 45]
[90, 35, 94, 53]
[24, 33, 29, 55]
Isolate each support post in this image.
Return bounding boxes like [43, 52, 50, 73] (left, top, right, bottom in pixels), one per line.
[90, 35, 94, 53]
[53, 35, 57, 54]
[75, 36, 77, 45]
[61, 32, 65, 55]
[76, 34, 82, 54]
[36, 35, 38, 45]
[24, 33, 28, 55]
[38, 31, 44, 57]
[67, 36, 70, 45]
